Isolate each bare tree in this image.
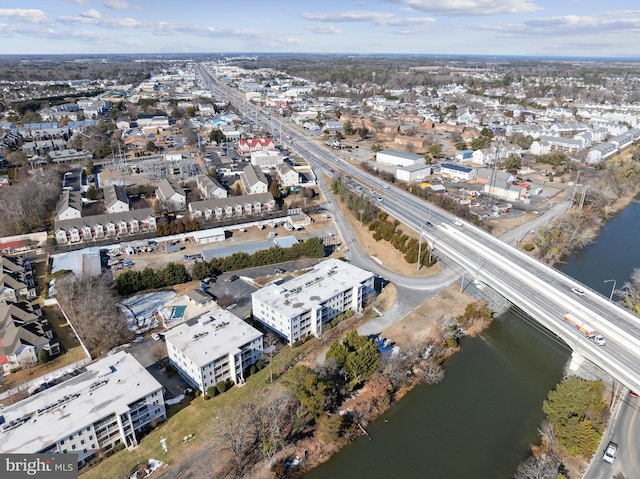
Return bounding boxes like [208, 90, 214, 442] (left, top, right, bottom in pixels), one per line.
[55, 275, 134, 357]
[210, 403, 258, 468]
[255, 388, 296, 459]
[0, 169, 61, 235]
[416, 358, 445, 385]
[512, 453, 560, 479]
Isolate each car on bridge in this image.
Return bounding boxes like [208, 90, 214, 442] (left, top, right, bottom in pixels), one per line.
[571, 287, 585, 296]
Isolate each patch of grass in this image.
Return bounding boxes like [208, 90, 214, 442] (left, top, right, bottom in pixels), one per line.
[80, 342, 313, 478]
[42, 305, 82, 353]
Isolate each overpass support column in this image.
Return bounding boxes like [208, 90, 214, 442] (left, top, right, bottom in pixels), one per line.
[567, 351, 585, 373]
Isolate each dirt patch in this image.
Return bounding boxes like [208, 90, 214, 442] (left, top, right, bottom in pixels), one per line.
[381, 283, 471, 348]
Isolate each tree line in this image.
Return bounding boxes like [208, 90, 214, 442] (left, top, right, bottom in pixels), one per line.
[115, 262, 189, 296]
[191, 237, 326, 281]
[330, 177, 432, 266]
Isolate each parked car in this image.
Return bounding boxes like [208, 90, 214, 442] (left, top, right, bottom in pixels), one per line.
[227, 275, 239, 282]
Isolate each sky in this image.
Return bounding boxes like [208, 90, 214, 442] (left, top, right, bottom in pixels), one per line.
[1, 0, 640, 58]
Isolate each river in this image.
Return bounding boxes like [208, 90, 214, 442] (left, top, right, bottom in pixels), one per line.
[306, 197, 640, 479]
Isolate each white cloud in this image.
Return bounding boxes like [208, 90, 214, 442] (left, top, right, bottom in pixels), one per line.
[386, 0, 541, 16]
[0, 8, 48, 24]
[69, 0, 87, 4]
[311, 25, 342, 35]
[104, 0, 130, 10]
[80, 9, 101, 20]
[301, 10, 434, 26]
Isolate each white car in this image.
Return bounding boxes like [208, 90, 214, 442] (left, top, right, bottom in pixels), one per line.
[571, 287, 585, 296]
[603, 441, 618, 464]
[453, 219, 463, 227]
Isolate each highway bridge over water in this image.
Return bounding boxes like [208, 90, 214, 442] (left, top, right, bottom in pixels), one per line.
[198, 64, 640, 394]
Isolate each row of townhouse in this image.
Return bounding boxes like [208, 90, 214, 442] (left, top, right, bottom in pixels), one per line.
[236, 137, 276, 156]
[188, 192, 276, 222]
[54, 208, 157, 245]
[586, 128, 640, 165]
[0, 255, 59, 375]
[0, 300, 60, 374]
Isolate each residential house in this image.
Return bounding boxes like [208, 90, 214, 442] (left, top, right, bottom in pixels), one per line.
[155, 179, 187, 212]
[0, 255, 36, 300]
[104, 185, 130, 214]
[195, 174, 228, 200]
[276, 162, 300, 187]
[56, 190, 83, 221]
[0, 300, 60, 373]
[241, 165, 269, 195]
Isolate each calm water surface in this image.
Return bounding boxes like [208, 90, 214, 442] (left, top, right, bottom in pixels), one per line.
[306, 196, 640, 479]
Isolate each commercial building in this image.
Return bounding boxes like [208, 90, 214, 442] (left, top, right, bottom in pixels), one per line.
[376, 149, 423, 167]
[165, 308, 263, 395]
[0, 351, 166, 466]
[252, 259, 375, 344]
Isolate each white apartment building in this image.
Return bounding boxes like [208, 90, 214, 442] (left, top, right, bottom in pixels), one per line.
[0, 351, 166, 466]
[165, 308, 263, 395]
[252, 259, 375, 344]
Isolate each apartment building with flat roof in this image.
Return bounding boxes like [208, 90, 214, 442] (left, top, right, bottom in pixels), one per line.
[0, 351, 166, 466]
[165, 307, 263, 395]
[252, 259, 375, 344]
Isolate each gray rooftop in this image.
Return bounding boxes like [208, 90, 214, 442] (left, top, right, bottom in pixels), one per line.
[164, 308, 262, 368]
[252, 259, 374, 317]
[0, 351, 162, 454]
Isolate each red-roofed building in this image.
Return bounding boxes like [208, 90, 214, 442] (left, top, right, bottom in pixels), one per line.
[237, 138, 275, 156]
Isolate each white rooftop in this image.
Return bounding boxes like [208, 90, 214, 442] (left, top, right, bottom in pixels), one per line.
[164, 307, 262, 368]
[0, 351, 162, 453]
[253, 259, 374, 317]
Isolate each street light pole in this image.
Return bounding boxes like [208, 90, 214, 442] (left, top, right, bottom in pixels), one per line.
[604, 279, 616, 302]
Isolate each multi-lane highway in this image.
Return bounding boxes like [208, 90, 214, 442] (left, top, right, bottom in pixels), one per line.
[197, 63, 640, 478]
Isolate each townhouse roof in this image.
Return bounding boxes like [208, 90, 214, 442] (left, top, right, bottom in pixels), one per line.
[104, 184, 129, 208]
[156, 178, 186, 200]
[188, 193, 275, 213]
[56, 190, 83, 216]
[54, 208, 155, 232]
[242, 164, 268, 187]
